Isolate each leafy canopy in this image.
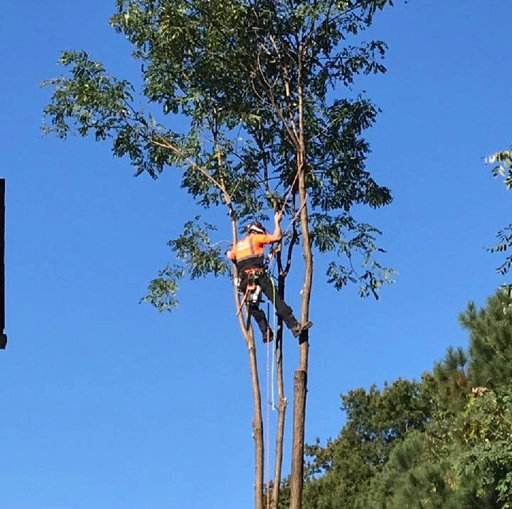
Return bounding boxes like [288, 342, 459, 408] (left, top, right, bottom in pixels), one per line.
[42, 0, 397, 307]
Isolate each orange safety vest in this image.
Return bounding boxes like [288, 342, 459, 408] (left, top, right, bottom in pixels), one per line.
[228, 233, 275, 265]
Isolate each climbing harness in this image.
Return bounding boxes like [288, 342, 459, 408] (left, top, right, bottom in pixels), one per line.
[245, 268, 265, 304]
[235, 268, 266, 315]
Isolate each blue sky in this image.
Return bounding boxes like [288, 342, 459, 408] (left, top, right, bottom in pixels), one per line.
[1, 1, 511, 508]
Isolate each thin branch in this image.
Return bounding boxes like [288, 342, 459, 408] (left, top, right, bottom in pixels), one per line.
[149, 133, 231, 203]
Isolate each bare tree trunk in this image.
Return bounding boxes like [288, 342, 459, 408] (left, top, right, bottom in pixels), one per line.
[247, 332, 265, 509]
[289, 70, 313, 508]
[289, 185, 312, 508]
[289, 262, 311, 506]
[236, 303, 264, 509]
[229, 211, 265, 509]
[289, 364, 308, 508]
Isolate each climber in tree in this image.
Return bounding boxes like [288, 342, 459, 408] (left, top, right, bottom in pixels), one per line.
[227, 212, 313, 343]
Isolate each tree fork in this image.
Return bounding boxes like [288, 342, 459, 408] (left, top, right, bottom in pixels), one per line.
[41, 4, 399, 507]
[271, 299, 287, 507]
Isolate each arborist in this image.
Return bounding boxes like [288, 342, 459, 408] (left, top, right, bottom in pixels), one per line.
[227, 212, 313, 343]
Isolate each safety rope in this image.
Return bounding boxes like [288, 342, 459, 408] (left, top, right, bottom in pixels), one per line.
[264, 261, 283, 506]
[232, 238, 287, 505]
[270, 275, 277, 410]
[255, 169, 301, 509]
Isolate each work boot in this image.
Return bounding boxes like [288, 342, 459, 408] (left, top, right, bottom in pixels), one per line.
[263, 328, 274, 343]
[291, 321, 313, 338]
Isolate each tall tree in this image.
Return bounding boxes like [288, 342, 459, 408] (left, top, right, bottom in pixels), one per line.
[42, 1, 398, 506]
[299, 378, 433, 509]
[460, 287, 512, 391]
[359, 387, 512, 509]
[300, 287, 512, 508]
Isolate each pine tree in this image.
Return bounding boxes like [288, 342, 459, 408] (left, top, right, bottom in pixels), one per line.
[461, 287, 512, 390]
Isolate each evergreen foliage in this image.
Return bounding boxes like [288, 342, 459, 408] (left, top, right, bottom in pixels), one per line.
[297, 286, 512, 508]
[462, 287, 512, 389]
